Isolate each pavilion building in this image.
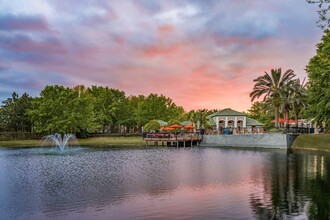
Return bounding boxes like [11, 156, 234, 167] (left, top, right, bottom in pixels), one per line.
[208, 108, 264, 134]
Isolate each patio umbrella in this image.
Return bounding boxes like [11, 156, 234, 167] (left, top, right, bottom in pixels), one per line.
[271, 118, 286, 123]
[286, 119, 295, 123]
[162, 127, 175, 131]
[169, 124, 182, 129]
[271, 118, 295, 123]
[183, 125, 195, 129]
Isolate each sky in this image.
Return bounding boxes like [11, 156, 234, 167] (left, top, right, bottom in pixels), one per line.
[0, 0, 323, 112]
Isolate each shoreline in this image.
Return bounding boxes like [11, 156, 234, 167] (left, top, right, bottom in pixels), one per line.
[0, 134, 329, 152]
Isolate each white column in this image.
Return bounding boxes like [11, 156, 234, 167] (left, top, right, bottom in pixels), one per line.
[225, 117, 228, 127]
[216, 116, 219, 131]
[234, 117, 237, 128]
[243, 117, 246, 127]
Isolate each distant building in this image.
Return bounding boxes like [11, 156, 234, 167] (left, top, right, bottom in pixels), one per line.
[208, 108, 264, 134]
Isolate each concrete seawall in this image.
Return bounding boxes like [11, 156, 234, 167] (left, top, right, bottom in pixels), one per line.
[201, 134, 298, 149]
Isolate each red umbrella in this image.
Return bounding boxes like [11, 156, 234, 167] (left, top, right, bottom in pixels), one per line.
[271, 118, 295, 123]
[183, 125, 195, 129]
[271, 118, 285, 123]
[169, 124, 182, 129]
[162, 127, 175, 131]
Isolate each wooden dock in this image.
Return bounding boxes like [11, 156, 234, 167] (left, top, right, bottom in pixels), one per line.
[143, 132, 203, 147]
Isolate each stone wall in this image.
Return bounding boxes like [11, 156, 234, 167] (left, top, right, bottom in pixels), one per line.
[201, 134, 290, 149]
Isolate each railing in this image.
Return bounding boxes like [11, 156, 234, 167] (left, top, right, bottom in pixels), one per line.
[284, 127, 314, 134]
[143, 132, 203, 141]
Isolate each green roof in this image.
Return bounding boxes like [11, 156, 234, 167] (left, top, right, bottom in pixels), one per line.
[180, 121, 193, 126]
[157, 120, 168, 126]
[246, 117, 264, 126]
[209, 108, 246, 117]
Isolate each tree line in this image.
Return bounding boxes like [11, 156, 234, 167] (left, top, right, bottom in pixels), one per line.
[0, 85, 219, 135]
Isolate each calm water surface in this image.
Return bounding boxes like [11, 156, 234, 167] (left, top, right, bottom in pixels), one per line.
[0, 146, 329, 220]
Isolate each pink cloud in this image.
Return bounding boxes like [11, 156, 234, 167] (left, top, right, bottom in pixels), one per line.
[158, 24, 175, 33]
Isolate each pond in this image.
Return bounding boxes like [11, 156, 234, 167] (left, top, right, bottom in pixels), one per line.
[0, 146, 329, 220]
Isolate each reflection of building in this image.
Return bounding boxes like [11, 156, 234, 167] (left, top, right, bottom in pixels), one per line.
[208, 108, 263, 134]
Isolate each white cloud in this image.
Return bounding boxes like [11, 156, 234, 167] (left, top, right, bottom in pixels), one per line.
[153, 4, 199, 24]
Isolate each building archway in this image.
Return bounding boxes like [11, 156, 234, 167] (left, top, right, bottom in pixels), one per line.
[228, 120, 234, 128]
[237, 120, 243, 132]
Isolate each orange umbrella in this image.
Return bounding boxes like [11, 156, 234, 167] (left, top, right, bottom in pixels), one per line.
[162, 127, 175, 131]
[183, 125, 195, 129]
[271, 118, 286, 123]
[169, 124, 182, 129]
[271, 118, 295, 123]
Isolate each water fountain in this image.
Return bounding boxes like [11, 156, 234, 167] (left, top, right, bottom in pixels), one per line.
[42, 133, 78, 151]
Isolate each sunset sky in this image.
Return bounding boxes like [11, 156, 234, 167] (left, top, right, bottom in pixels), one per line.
[0, 0, 323, 111]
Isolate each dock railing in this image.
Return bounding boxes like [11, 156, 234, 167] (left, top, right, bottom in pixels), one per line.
[284, 127, 314, 134]
[143, 131, 202, 140]
[143, 131, 203, 147]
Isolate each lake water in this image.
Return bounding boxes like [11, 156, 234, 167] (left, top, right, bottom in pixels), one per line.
[0, 146, 329, 220]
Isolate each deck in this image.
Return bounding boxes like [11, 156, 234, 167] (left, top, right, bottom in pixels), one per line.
[143, 132, 203, 147]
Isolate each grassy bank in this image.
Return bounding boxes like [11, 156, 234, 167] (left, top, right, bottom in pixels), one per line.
[78, 136, 145, 147]
[0, 136, 145, 148]
[291, 134, 330, 152]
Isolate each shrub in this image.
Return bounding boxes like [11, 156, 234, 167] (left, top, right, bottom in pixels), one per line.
[144, 120, 161, 132]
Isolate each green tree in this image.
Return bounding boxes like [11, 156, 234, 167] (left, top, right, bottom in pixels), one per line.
[306, 30, 330, 127]
[0, 92, 33, 132]
[136, 94, 184, 127]
[188, 109, 208, 129]
[28, 85, 97, 134]
[290, 79, 308, 127]
[306, 0, 330, 30]
[116, 97, 136, 133]
[279, 85, 293, 126]
[167, 119, 181, 126]
[247, 101, 274, 129]
[87, 86, 126, 133]
[144, 120, 161, 132]
[127, 95, 146, 133]
[250, 68, 296, 128]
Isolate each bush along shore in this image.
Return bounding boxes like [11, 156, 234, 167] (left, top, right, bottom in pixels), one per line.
[0, 136, 145, 148]
[291, 134, 330, 152]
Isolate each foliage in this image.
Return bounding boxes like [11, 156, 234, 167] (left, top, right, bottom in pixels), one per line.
[250, 68, 296, 128]
[290, 79, 308, 126]
[0, 92, 33, 132]
[136, 94, 184, 127]
[306, 0, 330, 30]
[0, 86, 185, 135]
[28, 85, 97, 134]
[167, 119, 181, 126]
[187, 109, 209, 129]
[247, 101, 274, 129]
[87, 86, 128, 132]
[144, 120, 161, 132]
[306, 30, 330, 127]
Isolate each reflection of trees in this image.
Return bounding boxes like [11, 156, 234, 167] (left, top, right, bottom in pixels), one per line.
[250, 151, 330, 219]
[302, 154, 330, 220]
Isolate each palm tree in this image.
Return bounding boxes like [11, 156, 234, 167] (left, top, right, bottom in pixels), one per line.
[188, 109, 208, 129]
[279, 85, 293, 127]
[250, 68, 296, 128]
[290, 79, 307, 127]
